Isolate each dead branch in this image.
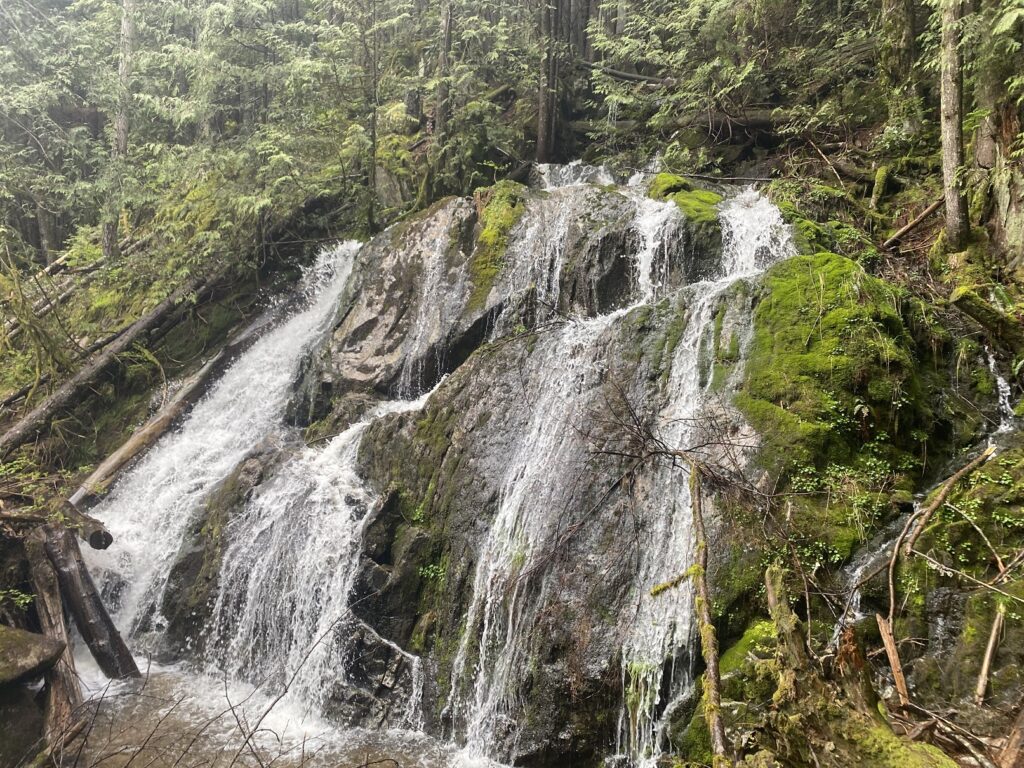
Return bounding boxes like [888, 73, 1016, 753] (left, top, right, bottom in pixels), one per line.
[882, 199, 944, 250]
[691, 464, 731, 765]
[975, 604, 1005, 705]
[904, 446, 996, 554]
[875, 613, 910, 707]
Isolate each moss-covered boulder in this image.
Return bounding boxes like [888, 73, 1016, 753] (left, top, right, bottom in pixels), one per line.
[649, 172, 724, 278]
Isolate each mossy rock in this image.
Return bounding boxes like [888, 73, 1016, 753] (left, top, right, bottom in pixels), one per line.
[649, 172, 722, 226]
[648, 173, 723, 265]
[469, 180, 529, 310]
[736, 252, 929, 478]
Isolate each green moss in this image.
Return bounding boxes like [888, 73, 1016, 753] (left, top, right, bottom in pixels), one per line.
[719, 620, 775, 676]
[738, 252, 927, 476]
[468, 180, 528, 310]
[648, 172, 722, 226]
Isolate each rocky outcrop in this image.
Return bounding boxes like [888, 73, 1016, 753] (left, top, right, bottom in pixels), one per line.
[0, 624, 64, 684]
[159, 444, 281, 658]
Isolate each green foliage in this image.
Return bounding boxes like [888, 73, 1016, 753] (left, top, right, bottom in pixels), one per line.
[0, 588, 33, 611]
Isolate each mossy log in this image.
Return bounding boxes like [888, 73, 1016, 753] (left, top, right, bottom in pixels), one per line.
[0, 273, 215, 460]
[41, 525, 139, 680]
[949, 288, 1024, 356]
[25, 530, 82, 744]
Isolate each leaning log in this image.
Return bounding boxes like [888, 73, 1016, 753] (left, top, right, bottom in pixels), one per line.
[25, 530, 83, 744]
[61, 501, 113, 550]
[0, 275, 210, 460]
[950, 288, 1024, 358]
[68, 331, 258, 510]
[42, 525, 139, 679]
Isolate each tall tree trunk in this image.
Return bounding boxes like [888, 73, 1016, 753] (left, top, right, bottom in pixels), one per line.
[434, 2, 452, 148]
[101, 0, 136, 262]
[880, 0, 921, 134]
[973, 0, 1010, 171]
[537, 0, 559, 162]
[940, 0, 969, 250]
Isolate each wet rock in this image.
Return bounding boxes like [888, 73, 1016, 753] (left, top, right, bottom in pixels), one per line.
[0, 624, 64, 685]
[0, 685, 44, 766]
[159, 444, 283, 658]
[322, 622, 418, 729]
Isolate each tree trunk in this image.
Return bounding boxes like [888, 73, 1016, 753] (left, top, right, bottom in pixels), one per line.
[880, 0, 921, 133]
[434, 2, 452, 148]
[536, 0, 559, 162]
[102, 0, 136, 262]
[25, 531, 83, 744]
[690, 466, 730, 766]
[42, 525, 140, 679]
[0, 275, 208, 460]
[940, 0, 969, 250]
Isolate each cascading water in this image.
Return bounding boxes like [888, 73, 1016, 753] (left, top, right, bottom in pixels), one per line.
[616, 189, 794, 764]
[78, 166, 797, 768]
[201, 391, 436, 722]
[986, 346, 1015, 435]
[536, 160, 616, 189]
[88, 242, 361, 639]
[444, 184, 794, 765]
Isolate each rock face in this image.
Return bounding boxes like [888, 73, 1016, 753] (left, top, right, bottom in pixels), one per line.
[148, 170, 1000, 767]
[0, 624, 64, 685]
[284, 176, 769, 763]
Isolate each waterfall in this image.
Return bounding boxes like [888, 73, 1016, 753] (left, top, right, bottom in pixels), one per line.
[616, 189, 794, 763]
[986, 346, 1015, 435]
[536, 160, 615, 189]
[445, 185, 794, 764]
[87, 242, 361, 640]
[79, 167, 797, 768]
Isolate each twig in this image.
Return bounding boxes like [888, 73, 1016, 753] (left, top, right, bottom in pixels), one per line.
[910, 548, 1024, 605]
[975, 603, 1005, 705]
[904, 446, 996, 555]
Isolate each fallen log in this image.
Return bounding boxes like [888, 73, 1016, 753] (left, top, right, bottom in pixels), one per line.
[950, 289, 1024, 358]
[69, 329, 259, 510]
[61, 501, 113, 550]
[882, 199, 944, 250]
[42, 525, 139, 679]
[25, 530, 83, 744]
[0, 274, 211, 460]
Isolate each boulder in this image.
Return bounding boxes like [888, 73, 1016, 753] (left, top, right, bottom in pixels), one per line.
[0, 624, 64, 685]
